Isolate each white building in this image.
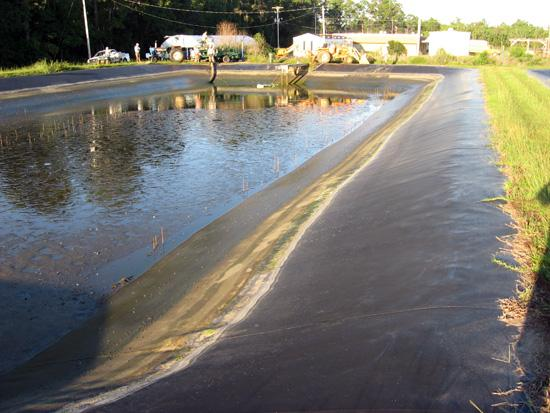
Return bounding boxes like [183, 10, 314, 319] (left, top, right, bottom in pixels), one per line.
[469, 39, 489, 54]
[333, 32, 424, 56]
[425, 29, 471, 56]
[292, 33, 325, 57]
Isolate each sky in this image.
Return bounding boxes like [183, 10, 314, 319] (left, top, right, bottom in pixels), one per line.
[399, 0, 550, 28]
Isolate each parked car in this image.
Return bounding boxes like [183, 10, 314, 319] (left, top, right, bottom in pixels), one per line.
[87, 49, 130, 64]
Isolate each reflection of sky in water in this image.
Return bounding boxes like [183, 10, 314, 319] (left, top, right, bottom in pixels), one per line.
[0, 87, 393, 291]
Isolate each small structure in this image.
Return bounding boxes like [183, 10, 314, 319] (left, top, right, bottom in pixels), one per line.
[332, 32, 425, 56]
[469, 39, 489, 54]
[425, 29, 471, 56]
[510, 38, 549, 55]
[292, 33, 325, 57]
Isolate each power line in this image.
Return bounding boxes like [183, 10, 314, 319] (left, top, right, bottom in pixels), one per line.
[113, 0, 218, 28]
[113, 0, 314, 30]
[119, 0, 316, 15]
[281, 11, 315, 24]
[55, 0, 76, 59]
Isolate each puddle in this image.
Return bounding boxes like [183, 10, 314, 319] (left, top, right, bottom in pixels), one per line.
[0, 82, 398, 373]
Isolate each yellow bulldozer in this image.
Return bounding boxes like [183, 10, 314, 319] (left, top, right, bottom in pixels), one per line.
[275, 44, 295, 59]
[276, 38, 374, 64]
[315, 41, 372, 64]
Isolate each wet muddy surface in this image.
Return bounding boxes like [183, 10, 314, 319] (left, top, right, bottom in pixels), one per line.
[0, 80, 399, 374]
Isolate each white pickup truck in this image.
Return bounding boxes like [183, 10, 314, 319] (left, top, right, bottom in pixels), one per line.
[87, 49, 130, 64]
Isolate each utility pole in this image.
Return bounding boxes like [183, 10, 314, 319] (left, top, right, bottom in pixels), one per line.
[417, 17, 422, 55]
[321, 4, 326, 38]
[314, 12, 317, 35]
[273, 6, 283, 49]
[81, 0, 91, 59]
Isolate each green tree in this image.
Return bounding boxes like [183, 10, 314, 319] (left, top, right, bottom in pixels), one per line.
[337, 0, 369, 31]
[387, 39, 406, 63]
[448, 18, 468, 32]
[485, 24, 510, 48]
[508, 19, 547, 39]
[3, 0, 549, 68]
[366, 0, 406, 33]
[421, 17, 441, 35]
[402, 14, 418, 33]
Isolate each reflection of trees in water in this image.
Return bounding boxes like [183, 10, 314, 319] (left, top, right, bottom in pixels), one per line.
[79, 116, 142, 208]
[0, 108, 189, 213]
[0, 134, 72, 215]
[78, 86, 331, 116]
[77, 110, 188, 208]
[0, 87, 379, 214]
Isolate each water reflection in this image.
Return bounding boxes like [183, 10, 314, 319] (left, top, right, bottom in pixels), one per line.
[0, 138, 72, 214]
[0, 84, 394, 284]
[70, 85, 391, 115]
[0, 83, 398, 373]
[0, 85, 391, 213]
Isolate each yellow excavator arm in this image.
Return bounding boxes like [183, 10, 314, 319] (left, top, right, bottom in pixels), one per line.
[276, 44, 295, 58]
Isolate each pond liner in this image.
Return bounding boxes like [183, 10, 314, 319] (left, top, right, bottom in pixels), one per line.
[89, 68, 520, 412]
[1, 69, 439, 411]
[529, 69, 550, 88]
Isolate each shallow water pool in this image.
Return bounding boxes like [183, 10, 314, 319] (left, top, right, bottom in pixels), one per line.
[0, 82, 396, 372]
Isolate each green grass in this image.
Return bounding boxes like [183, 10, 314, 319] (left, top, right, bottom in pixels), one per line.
[0, 59, 137, 78]
[481, 66, 550, 413]
[0, 56, 314, 78]
[399, 53, 550, 68]
[481, 67, 550, 281]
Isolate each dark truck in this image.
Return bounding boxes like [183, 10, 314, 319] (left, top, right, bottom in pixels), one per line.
[160, 35, 244, 63]
[199, 46, 242, 63]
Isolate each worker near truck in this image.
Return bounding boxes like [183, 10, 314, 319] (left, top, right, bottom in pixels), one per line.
[207, 43, 216, 63]
[192, 46, 201, 63]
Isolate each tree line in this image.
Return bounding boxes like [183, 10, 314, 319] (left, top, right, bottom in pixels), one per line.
[0, 0, 547, 68]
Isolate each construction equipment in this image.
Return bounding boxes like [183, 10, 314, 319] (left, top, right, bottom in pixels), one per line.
[161, 34, 244, 63]
[196, 46, 242, 63]
[275, 45, 295, 59]
[315, 39, 373, 64]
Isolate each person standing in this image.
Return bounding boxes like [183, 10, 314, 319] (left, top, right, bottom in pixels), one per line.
[134, 43, 141, 63]
[207, 41, 216, 63]
[196, 46, 202, 62]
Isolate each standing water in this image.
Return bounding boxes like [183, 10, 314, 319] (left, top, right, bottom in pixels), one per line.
[0, 83, 396, 373]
